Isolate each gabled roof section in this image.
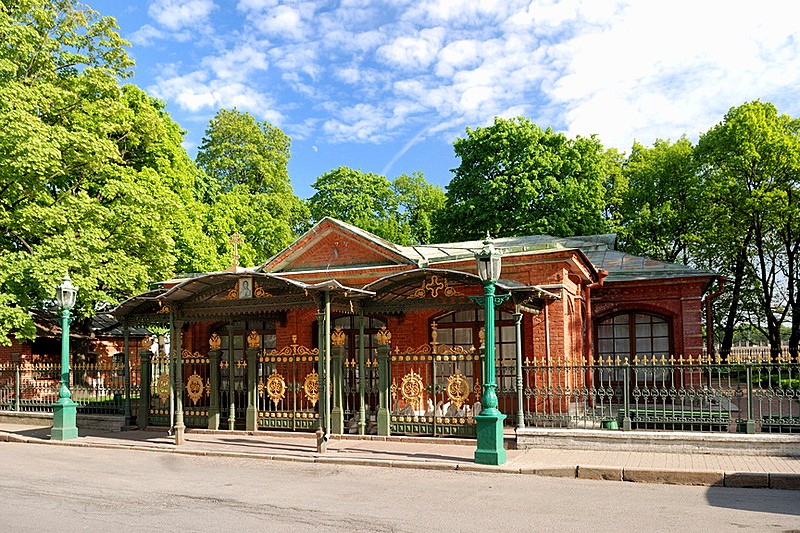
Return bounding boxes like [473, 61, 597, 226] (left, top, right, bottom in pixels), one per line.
[259, 217, 418, 274]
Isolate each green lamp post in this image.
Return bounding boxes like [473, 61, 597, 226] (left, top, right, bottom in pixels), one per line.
[51, 273, 79, 441]
[471, 235, 510, 465]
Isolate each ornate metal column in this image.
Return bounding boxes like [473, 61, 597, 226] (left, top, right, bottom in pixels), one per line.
[173, 318, 186, 445]
[315, 310, 327, 452]
[123, 320, 132, 426]
[226, 324, 236, 431]
[376, 327, 392, 436]
[245, 330, 260, 432]
[330, 327, 346, 435]
[357, 312, 366, 436]
[514, 312, 525, 429]
[138, 338, 153, 430]
[52, 273, 78, 441]
[207, 333, 221, 430]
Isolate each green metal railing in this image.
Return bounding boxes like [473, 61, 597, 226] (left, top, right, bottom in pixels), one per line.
[519, 352, 800, 433]
[0, 360, 139, 416]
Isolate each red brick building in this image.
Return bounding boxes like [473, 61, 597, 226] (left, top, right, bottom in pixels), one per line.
[113, 217, 718, 437]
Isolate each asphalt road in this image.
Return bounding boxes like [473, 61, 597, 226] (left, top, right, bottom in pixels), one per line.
[1, 443, 798, 532]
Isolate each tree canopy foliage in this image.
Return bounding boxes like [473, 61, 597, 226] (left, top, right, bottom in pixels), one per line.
[307, 167, 444, 245]
[435, 117, 617, 241]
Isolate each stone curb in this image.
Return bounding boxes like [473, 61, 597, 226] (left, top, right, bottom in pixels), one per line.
[2, 430, 799, 490]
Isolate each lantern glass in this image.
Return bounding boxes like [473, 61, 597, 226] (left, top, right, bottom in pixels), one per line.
[56, 273, 78, 310]
[475, 236, 502, 283]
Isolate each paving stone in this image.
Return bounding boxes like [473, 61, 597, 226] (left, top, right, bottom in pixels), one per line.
[724, 472, 769, 488]
[623, 468, 724, 486]
[769, 473, 800, 490]
[577, 466, 623, 481]
[520, 466, 577, 478]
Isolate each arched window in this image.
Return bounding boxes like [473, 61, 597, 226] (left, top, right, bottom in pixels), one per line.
[596, 312, 672, 360]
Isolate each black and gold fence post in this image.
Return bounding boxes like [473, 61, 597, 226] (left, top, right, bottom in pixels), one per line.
[208, 333, 221, 430]
[246, 330, 260, 432]
[330, 328, 346, 435]
[376, 327, 392, 436]
[137, 344, 153, 430]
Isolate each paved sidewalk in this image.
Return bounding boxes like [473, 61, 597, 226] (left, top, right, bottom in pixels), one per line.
[2, 423, 799, 490]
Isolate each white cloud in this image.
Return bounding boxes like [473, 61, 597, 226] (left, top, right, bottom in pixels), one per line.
[205, 44, 269, 81]
[376, 27, 446, 71]
[129, 24, 164, 46]
[147, 0, 217, 31]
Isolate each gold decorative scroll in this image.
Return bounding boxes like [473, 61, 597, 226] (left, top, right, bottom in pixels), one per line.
[253, 282, 271, 298]
[446, 373, 470, 409]
[376, 326, 392, 346]
[331, 327, 346, 346]
[409, 275, 464, 299]
[156, 373, 170, 402]
[473, 382, 482, 401]
[247, 330, 260, 349]
[266, 371, 287, 405]
[209, 333, 222, 350]
[157, 303, 170, 314]
[222, 285, 239, 300]
[400, 371, 424, 405]
[303, 371, 319, 407]
[266, 335, 319, 357]
[186, 373, 204, 405]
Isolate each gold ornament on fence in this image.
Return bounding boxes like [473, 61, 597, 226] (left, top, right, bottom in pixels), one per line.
[303, 371, 319, 407]
[446, 373, 470, 409]
[209, 333, 222, 350]
[473, 381, 482, 400]
[141, 337, 153, 350]
[156, 373, 170, 402]
[247, 330, 260, 349]
[331, 327, 346, 347]
[186, 373, 204, 405]
[409, 275, 465, 299]
[400, 371, 424, 405]
[376, 326, 392, 346]
[266, 371, 287, 405]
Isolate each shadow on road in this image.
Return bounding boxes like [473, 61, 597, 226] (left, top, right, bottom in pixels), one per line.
[705, 486, 800, 516]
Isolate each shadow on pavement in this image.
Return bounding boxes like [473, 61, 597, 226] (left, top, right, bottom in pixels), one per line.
[705, 486, 800, 515]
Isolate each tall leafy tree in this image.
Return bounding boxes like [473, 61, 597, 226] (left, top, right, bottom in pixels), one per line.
[195, 109, 307, 267]
[393, 171, 445, 245]
[616, 137, 699, 263]
[435, 117, 617, 241]
[695, 101, 800, 357]
[0, 0, 201, 344]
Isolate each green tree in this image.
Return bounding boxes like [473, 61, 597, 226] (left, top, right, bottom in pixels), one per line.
[0, 1, 203, 345]
[393, 171, 446, 245]
[195, 109, 306, 267]
[616, 137, 699, 263]
[435, 117, 617, 241]
[695, 101, 800, 357]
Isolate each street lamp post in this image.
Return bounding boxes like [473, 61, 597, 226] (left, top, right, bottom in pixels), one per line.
[52, 273, 79, 441]
[471, 235, 510, 465]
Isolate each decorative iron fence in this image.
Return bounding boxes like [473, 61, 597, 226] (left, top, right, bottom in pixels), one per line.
[256, 342, 320, 430]
[0, 360, 138, 416]
[520, 353, 800, 433]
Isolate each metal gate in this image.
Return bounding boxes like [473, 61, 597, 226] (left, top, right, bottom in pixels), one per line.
[257, 338, 320, 430]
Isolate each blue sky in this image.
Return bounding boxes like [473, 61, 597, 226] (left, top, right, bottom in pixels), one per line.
[90, 0, 800, 199]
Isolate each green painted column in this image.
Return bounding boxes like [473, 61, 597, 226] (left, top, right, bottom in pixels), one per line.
[173, 318, 186, 446]
[376, 343, 391, 436]
[52, 307, 78, 441]
[245, 343, 259, 432]
[315, 310, 327, 453]
[330, 342, 345, 435]
[357, 313, 366, 436]
[514, 312, 525, 429]
[208, 348, 221, 430]
[226, 324, 236, 431]
[123, 321, 132, 427]
[137, 348, 152, 430]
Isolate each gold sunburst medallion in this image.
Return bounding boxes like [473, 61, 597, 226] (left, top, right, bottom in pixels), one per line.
[266, 371, 287, 405]
[400, 371, 424, 405]
[446, 373, 470, 409]
[303, 371, 319, 407]
[186, 373, 204, 405]
[156, 373, 170, 402]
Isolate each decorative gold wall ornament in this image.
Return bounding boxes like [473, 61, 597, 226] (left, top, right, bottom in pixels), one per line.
[247, 330, 260, 348]
[266, 335, 319, 357]
[186, 373, 204, 405]
[157, 303, 170, 314]
[253, 282, 271, 298]
[156, 373, 170, 402]
[400, 371, 424, 405]
[409, 275, 465, 299]
[376, 326, 392, 346]
[473, 382, 482, 401]
[141, 337, 153, 350]
[330, 327, 346, 346]
[478, 327, 485, 345]
[265, 371, 287, 405]
[209, 333, 222, 350]
[222, 285, 239, 300]
[446, 373, 470, 409]
[303, 371, 319, 407]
